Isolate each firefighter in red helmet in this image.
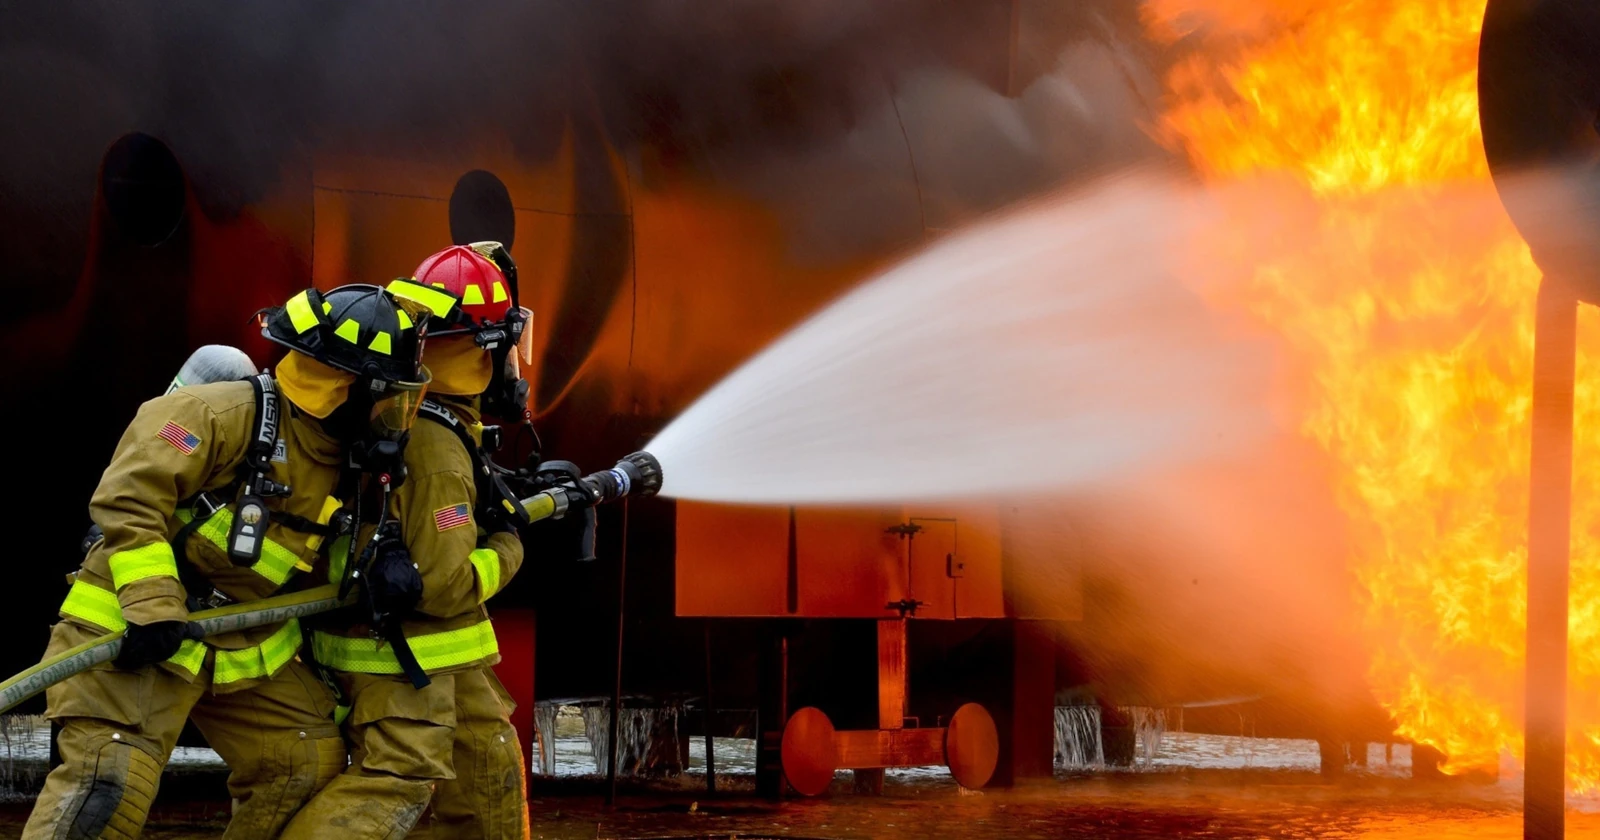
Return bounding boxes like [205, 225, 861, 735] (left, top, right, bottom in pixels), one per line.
[284, 244, 534, 839]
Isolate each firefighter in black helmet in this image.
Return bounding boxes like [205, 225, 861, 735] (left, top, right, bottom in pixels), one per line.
[24, 284, 429, 839]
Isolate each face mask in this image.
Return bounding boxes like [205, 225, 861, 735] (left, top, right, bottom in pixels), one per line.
[484, 331, 532, 424]
[367, 366, 431, 441]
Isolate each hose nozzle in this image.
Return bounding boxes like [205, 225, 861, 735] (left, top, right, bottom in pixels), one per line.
[518, 450, 663, 524]
[581, 450, 663, 505]
[618, 451, 664, 498]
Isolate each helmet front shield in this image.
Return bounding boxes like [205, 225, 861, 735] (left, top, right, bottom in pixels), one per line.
[369, 367, 431, 440]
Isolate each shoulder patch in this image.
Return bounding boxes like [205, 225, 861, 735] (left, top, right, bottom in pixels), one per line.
[434, 503, 471, 532]
[158, 421, 201, 455]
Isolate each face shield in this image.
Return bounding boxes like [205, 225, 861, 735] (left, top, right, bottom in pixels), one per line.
[507, 306, 534, 378]
[368, 366, 431, 440]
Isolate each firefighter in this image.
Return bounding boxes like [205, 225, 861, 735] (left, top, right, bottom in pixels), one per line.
[282, 244, 533, 839]
[24, 284, 430, 839]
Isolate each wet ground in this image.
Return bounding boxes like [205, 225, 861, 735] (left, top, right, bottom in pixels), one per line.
[3, 770, 1599, 838]
[3, 714, 1597, 837]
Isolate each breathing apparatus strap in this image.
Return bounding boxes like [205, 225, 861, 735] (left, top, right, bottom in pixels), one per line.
[416, 399, 529, 529]
[384, 621, 430, 690]
[331, 473, 432, 690]
[169, 375, 286, 607]
[242, 375, 280, 477]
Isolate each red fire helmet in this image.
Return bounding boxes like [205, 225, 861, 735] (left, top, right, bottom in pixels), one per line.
[408, 244, 513, 328]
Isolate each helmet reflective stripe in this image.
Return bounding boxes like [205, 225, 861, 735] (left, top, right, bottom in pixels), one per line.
[387, 278, 460, 320]
[285, 290, 321, 334]
[261, 284, 425, 385]
[408, 246, 510, 327]
[333, 318, 361, 344]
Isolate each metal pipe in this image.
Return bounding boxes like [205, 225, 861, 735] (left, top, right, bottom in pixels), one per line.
[605, 498, 630, 807]
[704, 620, 717, 793]
[1526, 277, 1577, 840]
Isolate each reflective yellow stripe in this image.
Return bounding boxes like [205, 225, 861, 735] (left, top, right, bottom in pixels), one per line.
[387, 279, 459, 319]
[327, 535, 352, 584]
[469, 548, 502, 604]
[461, 284, 485, 305]
[60, 579, 126, 633]
[396, 309, 413, 330]
[312, 621, 498, 675]
[285, 290, 321, 334]
[253, 543, 309, 586]
[59, 581, 206, 675]
[214, 619, 302, 684]
[169, 639, 207, 674]
[109, 542, 179, 589]
[305, 496, 343, 553]
[368, 331, 392, 355]
[333, 318, 361, 345]
[491, 281, 508, 303]
[176, 507, 310, 586]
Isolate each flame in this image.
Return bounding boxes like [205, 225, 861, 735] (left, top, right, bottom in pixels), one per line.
[1144, 0, 1600, 787]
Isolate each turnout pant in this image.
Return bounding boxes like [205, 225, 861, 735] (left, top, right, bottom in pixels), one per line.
[23, 620, 344, 839]
[280, 672, 456, 839]
[408, 666, 530, 840]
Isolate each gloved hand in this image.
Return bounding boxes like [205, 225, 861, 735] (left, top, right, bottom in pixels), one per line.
[362, 530, 422, 621]
[116, 620, 203, 670]
[482, 514, 520, 538]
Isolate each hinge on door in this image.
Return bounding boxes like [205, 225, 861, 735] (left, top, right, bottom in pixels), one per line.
[886, 522, 923, 538]
[886, 598, 923, 617]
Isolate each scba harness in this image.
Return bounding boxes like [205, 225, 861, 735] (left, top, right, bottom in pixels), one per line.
[168, 375, 342, 610]
[415, 398, 533, 533]
[416, 397, 603, 562]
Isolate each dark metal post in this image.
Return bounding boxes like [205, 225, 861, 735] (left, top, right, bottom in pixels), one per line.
[755, 628, 789, 799]
[1526, 279, 1576, 840]
[704, 620, 717, 793]
[605, 500, 630, 807]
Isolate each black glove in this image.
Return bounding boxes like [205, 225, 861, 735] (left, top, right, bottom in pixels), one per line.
[116, 620, 203, 670]
[362, 531, 422, 621]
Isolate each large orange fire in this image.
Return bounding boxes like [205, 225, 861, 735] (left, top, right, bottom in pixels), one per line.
[1143, 0, 1600, 787]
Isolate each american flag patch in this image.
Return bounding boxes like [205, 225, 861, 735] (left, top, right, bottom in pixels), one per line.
[434, 503, 471, 532]
[157, 421, 201, 455]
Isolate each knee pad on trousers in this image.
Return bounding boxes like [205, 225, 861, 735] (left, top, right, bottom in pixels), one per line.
[58, 738, 161, 840]
[226, 730, 346, 837]
[481, 728, 529, 835]
[311, 733, 347, 792]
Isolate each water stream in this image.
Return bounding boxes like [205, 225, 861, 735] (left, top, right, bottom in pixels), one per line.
[647, 170, 1275, 505]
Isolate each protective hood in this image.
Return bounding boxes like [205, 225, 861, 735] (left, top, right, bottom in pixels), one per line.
[277, 351, 357, 419]
[421, 334, 493, 397]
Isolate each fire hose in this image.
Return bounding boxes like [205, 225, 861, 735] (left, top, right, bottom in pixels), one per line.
[0, 451, 662, 715]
